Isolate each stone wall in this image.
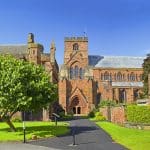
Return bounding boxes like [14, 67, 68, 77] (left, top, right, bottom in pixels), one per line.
[100, 106, 126, 125]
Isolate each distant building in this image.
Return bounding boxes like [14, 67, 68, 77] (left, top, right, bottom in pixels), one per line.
[0, 33, 58, 121]
[59, 37, 144, 115]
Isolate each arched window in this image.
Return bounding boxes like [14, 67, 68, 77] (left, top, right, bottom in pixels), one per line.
[75, 66, 78, 79]
[104, 71, 109, 80]
[130, 72, 135, 81]
[70, 67, 74, 79]
[73, 43, 79, 50]
[79, 68, 83, 79]
[117, 72, 122, 81]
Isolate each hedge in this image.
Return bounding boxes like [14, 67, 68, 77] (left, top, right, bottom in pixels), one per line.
[126, 105, 150, 124]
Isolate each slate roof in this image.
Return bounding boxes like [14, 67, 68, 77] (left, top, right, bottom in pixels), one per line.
[112, 82, 143, 87]
[89, 55, 145, 68]
[0, 45, 28, 55]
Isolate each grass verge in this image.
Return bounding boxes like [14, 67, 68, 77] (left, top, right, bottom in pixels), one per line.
[0, 121, 69, 141]
[96, 121, 150, 150]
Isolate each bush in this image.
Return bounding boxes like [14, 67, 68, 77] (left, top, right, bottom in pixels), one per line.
[88, 111, 95, 118]
[126, 105, 150, 124]
[11, 117, 22, 122]
[95, 112, 106, 121]
[95, 115, 106, 121]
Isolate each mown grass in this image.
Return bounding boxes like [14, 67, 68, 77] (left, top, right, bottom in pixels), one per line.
[96, 121, 150, 150]
[0, 121, 69, 141]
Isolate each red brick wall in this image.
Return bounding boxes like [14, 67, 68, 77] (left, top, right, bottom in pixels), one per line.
[100, 106, 126, 125]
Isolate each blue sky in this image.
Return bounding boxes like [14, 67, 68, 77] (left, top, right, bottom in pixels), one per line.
[0, 0, 150, 64]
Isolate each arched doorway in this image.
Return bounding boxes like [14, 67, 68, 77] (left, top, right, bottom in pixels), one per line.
[70, 96, 81, 115]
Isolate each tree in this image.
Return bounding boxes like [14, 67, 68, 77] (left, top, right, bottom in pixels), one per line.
[142, 54, 150, 97]
[0, 55, 57, 131]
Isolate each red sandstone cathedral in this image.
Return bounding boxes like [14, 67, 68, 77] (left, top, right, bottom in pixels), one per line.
[0, 33, 145, 119]
[59, 37, 144, 115]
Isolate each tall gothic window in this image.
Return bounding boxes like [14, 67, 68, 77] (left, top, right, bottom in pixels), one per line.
[75, 66, 79, 79]
[70, 67, 74, 79]
[117, 72, 122, 81]
[79, 68, 83, 79]
[73, 43, 79, 50]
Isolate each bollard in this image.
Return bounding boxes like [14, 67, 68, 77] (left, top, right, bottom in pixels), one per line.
[72, 128, 76, 145]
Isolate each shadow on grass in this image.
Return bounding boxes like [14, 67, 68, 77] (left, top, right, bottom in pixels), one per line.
[0, 124, 70, 138]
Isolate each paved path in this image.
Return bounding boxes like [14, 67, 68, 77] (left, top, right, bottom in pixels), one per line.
[30, 119, 127, 150]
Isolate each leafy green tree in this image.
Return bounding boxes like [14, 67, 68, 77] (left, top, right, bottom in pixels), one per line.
[0, 55, 57, 131]
[142, 54, 150, 97]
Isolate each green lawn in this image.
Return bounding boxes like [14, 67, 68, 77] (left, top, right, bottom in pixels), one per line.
[96, 122, 150, 150]
[0, 121, 69, 141]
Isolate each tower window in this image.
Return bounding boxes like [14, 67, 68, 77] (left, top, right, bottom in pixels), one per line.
[79, 68, 84, 79]
[70, 67, 74, 79]
[73, 43, 79, 50]
[75, 66, 79, 79]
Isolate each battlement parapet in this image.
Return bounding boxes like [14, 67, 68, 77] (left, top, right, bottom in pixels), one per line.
[65, 37, 88, 41]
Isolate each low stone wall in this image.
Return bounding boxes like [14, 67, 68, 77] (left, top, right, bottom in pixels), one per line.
[125, 122, 150, 130]
[100, 106, 126, 125]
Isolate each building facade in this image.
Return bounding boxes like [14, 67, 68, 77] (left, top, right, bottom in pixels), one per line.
[0, 33, 59, 121]
[0, 34, 145, 117]
[59, 37, 144, 115]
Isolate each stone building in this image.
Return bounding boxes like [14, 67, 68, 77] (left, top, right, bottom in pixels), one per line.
[59, 37, 145, 115]
[0, 33, 59, 120]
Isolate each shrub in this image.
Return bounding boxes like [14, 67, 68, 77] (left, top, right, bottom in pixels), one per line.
[95, 112, 106, 121]
[126, 105, 150, 124]
[95, 115, 106, 121]
[88, 111, 95, 118]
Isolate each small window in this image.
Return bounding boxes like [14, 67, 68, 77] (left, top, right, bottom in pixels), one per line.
[73, 43, 79, 50]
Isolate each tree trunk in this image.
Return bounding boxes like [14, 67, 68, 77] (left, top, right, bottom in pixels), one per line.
[6, 119, 16, 132]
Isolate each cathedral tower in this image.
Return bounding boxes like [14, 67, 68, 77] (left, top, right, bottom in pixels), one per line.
[59, 37, 95, 115]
